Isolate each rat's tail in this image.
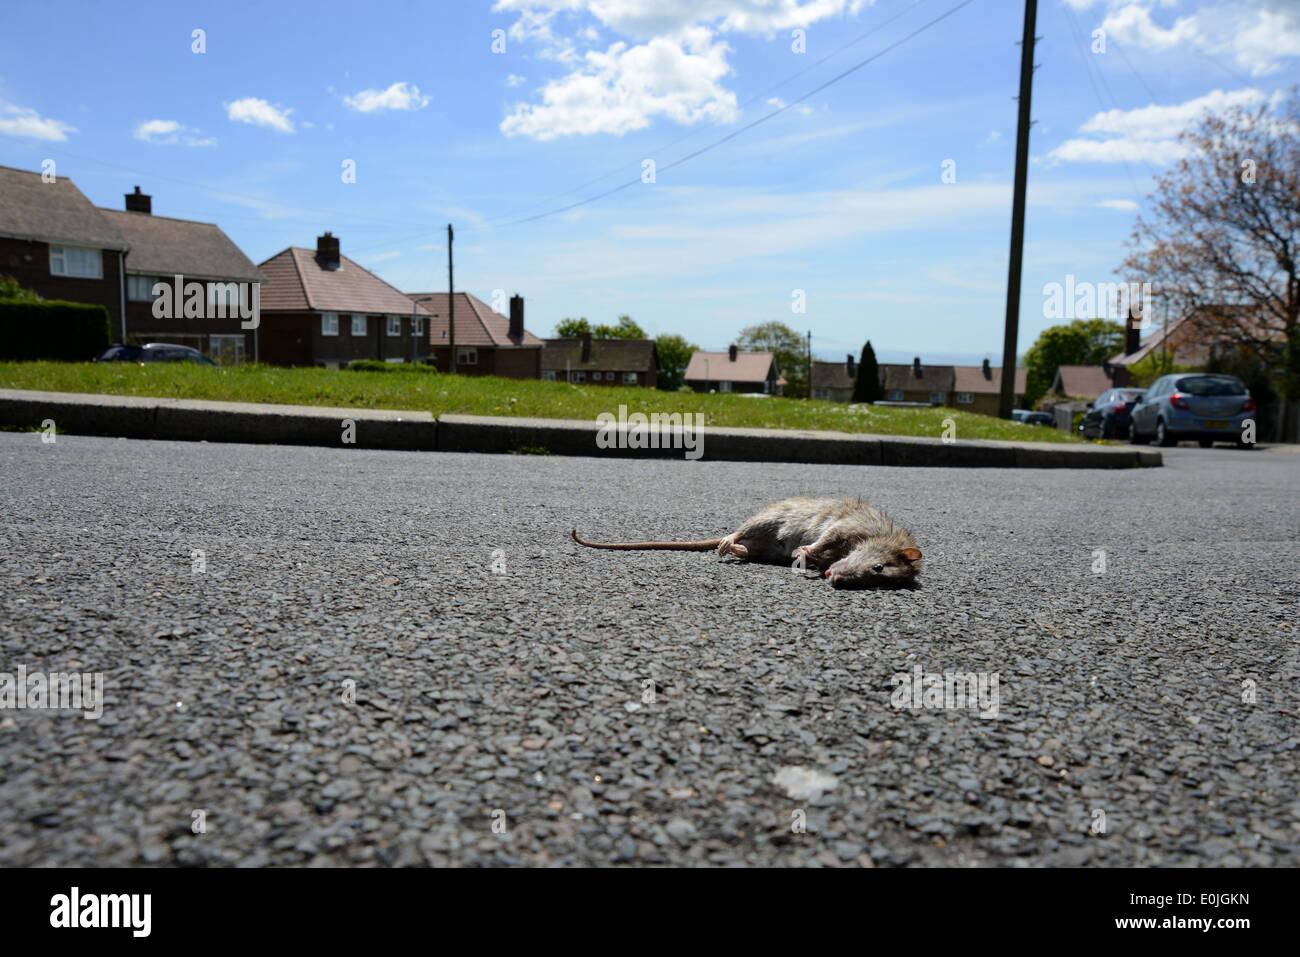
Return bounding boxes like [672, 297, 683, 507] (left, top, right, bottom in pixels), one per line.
[571, 529, 724, 551]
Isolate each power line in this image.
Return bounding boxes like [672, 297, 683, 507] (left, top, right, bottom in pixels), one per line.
[484, 0, 935, 225]
[485, 0, 981, 230]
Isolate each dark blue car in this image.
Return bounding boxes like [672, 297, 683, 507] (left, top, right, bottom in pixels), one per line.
[1079, 387, 1147, 439]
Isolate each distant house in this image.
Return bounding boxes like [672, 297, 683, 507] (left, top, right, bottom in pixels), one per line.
[1050, 364, 1123, 401]
[405, 291, 543, 379]
[101, 188, 263, 363]
[541, 334, 658, 387]
[258, 233, 433, 368]
[0, 164, 130, 337]
[949, 360, 1028, 416]
[1106, 306, 1283, 372]
[684, 346, 783, 394]
[811, 355, 857, 402]
[879, 360, 955, 405]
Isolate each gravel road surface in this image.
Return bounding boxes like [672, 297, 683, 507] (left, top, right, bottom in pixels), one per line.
[1, 433, 1296, 866]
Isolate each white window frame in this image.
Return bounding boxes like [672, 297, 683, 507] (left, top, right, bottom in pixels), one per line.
[49, 245, 103, 279]
[351, 314, 367, 336]
[956, 392, 974, 405]
[720, 381, 732, 393]
[887, 389, 903, 401]
[387, 316, 401, 337]
[322, 313, 339, 336]
[929, 391, 947, 404]
[127, 275, 158, 301]
[457, 347, 478, 366]
[572, 370, 585, 383]
[412, 315, 423, 336]
[623, 372, 637, 385]
[541, 370, 557, 382]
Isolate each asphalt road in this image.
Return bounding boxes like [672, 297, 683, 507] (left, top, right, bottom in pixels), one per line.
[1, 432, 1297, 867]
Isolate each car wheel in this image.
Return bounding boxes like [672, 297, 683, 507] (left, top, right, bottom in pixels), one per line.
[1129, 425, 1148, 445]
[1155, 418, 1176, 447]
[1099, 416, 1114, 440]
[1198, 439, 1213, 448]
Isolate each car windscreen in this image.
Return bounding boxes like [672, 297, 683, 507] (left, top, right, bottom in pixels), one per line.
[1175, 376, 1246, 396]
[1119, 391, 1145, 400]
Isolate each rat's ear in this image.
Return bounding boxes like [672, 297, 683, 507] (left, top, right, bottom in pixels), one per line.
[899, 547, 922, 563]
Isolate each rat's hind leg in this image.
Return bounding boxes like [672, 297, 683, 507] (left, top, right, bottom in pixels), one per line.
[716, 533, 750, 559]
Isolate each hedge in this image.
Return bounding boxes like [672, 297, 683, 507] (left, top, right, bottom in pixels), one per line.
[0, 299, 112, 361]
[347, 359, 438, 373]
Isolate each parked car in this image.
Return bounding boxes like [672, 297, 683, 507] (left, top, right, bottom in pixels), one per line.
[1020, 411, 1054, 427]
[1129, 373, 1255, 448]
[96, 343, 217, 366]
[1079, 387, 1147, 439]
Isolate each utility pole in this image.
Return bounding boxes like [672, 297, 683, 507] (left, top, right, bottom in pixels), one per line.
[998, 0, 1038, 419]
[807, 330, 812, 399]
[447, 223, 456, 374]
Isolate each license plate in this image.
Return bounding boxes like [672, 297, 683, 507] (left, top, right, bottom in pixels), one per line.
[1201, 420, 1230, 429]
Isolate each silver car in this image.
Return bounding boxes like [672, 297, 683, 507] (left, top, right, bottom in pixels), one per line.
[1129, 373, 1256, 448]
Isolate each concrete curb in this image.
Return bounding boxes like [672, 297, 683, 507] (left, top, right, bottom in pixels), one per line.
[0, 389, 1161, 468]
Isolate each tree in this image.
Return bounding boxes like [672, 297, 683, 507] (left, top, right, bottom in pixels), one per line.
[852, 340, 881, 403]
[0, 276, 40, 302]
[655, 333, 697, 391]
[1121, 86, 1300, 432]
[1023, 318, 1124, 406]
[593, 315, 646, 339]
[736, 321, 806, 397]
[554, 317, 591, 338]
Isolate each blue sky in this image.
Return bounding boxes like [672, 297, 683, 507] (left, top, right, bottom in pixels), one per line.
[2, 0, 1298, 363]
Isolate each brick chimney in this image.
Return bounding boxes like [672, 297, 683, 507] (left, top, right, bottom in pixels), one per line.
[913, 356, 922, 379]
[581, 331, 592, 363]
[1125, 311, 1142, 355]
[729, 344, 738, 362]
[509, 295, 524, 341]
[982, 357, 992, 379]
[316, 232, 340, 270]
[846, 353, 855, 380]
[125, 186, 151, 214]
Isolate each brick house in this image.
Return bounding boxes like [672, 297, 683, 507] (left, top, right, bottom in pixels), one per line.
[403, 291, 543, 378]
[541, 334, 658, 387]
[0, 165, 129, 338]
[684, 346, 783, 394]
[811, 355, 858, 401]
[258, 233, 434, 368]
[101, 188, 263, 363]
[948, 360, 1028, 416]
[879, 360, 955, 404]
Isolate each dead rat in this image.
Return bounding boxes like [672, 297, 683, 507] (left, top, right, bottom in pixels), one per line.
[571, 496, 922, 589]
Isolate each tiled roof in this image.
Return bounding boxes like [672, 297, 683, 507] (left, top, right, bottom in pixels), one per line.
[1106, 307, 1281, 367]
[811, 359, 856, 390]
[880, 363, 955, 393]
[952, 365, 1028, 395]
[406, 292, 544, 348]
[1051, 365, 1112, 399]
[0, 164, 128, 250]
[259, 247, 425, 315]
[101, 209, 262, 282]
[684, 350, 777, 384]
[541, 338, 657, 373]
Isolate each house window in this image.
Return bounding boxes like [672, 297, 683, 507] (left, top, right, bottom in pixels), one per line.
[541, 370, 556, 381]
[127, 275, 158, 301]
[322, 313, 339, 336]
[351, 314, 367, 336]
[887, 390, 903, 401]
[572, 371, 585, 383]
[457, 347, 477, 365]
[623, 372, 637, 385]
[929, 391, 947, 404]
[412, 315, 423, 336]
[208, 334, 245, 365]
[956, 392, 974, 405]
[720, 381, 732, 392]
[49, 245, 102, 279]
[387, 316, 401, 337]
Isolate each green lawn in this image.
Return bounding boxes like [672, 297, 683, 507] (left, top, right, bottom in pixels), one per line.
[0, 362, 1090, 444]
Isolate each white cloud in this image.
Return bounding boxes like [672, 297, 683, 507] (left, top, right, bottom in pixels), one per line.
[0, 102, 74, 141]
[506, 74, 527, 87]
[343, 81, 431, 113]
[1097, 1, 1300, 77]
[134, 119, 215, 146]
[1095, 198, 1140, 211]
[501, 27, 737, 139]
[225, 97, 295, 133]
[1050, 88, 1270, 165]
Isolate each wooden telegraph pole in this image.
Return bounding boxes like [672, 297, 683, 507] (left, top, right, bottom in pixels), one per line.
[447, 223, 456, 374]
